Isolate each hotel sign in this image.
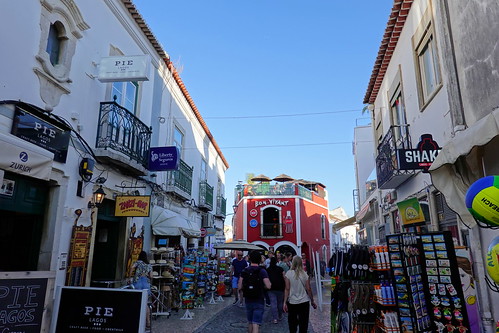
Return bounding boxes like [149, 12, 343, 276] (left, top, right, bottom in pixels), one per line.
[11, 106, 70, 163]
[397, 134, 441, 172]
[115, 196, 151, 217]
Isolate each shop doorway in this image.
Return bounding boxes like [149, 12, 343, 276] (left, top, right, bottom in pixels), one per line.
[0, 172, 48, 271]
[275, 245, 296, 256]
[90, 199, 127, 286]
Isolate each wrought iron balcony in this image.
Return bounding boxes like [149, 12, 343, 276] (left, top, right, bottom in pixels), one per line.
[198, 180, 214, 211]
[95, 101, 151, 175]
[376, 125, 415, 189]
[261, 223, 283, 238]
[215, 196, 227, 218]
[164, 159, 193, 201]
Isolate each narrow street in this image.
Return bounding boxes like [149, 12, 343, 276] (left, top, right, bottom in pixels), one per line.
[153, 280, 330, 333]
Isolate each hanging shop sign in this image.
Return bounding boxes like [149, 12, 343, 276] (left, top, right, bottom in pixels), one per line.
[98, 55, 150, 82]
[148, 146, 180, 171]
[397, 197, 426, 226]
[0, 278, 48, 333]
[397, 134, 441, 172]
[115, 196, 151, 217]
[52, 287, 147, 333]
[11, 106, 71, 163]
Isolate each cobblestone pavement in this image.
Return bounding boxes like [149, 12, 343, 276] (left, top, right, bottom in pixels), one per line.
[152, 279, 331, 333]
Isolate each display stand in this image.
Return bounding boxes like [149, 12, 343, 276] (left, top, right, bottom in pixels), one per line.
[208, 291, 217, 304]
[216, 295, 224, 302]
[180, 309, 194, 320]
[150, 247, 177, 318]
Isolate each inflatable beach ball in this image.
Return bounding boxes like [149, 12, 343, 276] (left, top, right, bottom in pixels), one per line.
[486, 236, 499, 284]
[465, 176, 499, 227]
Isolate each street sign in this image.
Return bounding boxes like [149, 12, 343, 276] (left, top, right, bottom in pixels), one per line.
[200, 228, 207, 237]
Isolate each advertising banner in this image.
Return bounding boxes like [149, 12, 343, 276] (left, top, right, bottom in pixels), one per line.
[51, 287, 147, 333]
[397, 197, 425, 225]
[115, 196, 151, 217]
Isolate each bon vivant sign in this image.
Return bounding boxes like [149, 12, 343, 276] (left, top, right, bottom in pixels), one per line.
[51, 287, 147, 333]
[98, 55, 150, 82]
[397, 134, 441, 172]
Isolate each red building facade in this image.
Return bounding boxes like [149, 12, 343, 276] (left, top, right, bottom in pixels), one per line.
[233, 181, 330, 263]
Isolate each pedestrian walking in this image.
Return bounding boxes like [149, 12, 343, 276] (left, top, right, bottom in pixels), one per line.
[231, 250, 248, 306]
[283, 256, 317, 333]
[267, 256, 286, 324]
[132, 251, 152, 332]
[238, 250, 271, 333]
[278, 252, 292, 273]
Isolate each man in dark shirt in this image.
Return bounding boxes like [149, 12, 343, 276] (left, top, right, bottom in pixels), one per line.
[238, 250, 271, 333]
[231, 251, 248, 305]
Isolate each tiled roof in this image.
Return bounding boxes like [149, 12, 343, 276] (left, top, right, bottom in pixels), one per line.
[121, 0, 229, 169]
[363, 0, 414, 104]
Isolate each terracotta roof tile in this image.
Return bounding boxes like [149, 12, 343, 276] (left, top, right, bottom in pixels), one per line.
[121, 0, 229, 169]
[363, 0, 414, 104]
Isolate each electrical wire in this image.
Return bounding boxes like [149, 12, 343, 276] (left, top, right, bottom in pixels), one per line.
[201, 109, 362, 119]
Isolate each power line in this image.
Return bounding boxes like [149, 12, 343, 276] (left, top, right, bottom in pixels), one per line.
[203, 109, 362, 119]
[184, 140, 373, 150]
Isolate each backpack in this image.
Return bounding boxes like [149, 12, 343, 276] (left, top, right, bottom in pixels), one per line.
[241, 266, 263, 299]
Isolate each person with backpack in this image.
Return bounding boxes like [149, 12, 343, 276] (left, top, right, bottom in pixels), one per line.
[238, 250, 271, 333]
[283, 255, 317, 333]
[267, 256, 286, 324]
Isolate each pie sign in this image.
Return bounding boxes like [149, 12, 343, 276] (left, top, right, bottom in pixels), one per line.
[250, 209, 258, 217]
[200, 228, 207, 237]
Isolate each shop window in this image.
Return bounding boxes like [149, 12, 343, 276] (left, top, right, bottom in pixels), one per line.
[261, 207, 282, 237]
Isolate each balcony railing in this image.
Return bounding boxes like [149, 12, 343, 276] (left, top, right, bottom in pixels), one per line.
[96, 101, 151, 167]
[199, 180, 214, 211]
[237, 183, 316, 200]
[164, 159, 193, 200]
[261, 223, 283, 238]
[376, 125, 414, 189]
[215, 196, 226, 217]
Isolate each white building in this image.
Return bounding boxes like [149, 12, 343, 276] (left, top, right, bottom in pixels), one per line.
[359, 0, 499, 330]
[0, 0, 228, 330]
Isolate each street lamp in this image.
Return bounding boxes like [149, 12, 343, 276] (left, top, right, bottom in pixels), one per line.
[88, 185, 106, 208]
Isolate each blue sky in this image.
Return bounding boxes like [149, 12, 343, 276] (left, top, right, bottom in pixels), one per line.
[133, 0, 393, 217]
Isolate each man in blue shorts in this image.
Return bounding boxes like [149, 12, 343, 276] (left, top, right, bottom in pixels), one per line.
[238, 250, 271, 333]
[231, 251, 248, 305]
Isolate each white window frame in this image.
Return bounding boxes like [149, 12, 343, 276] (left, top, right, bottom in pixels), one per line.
[111, 81, 138, 114]
[413, 5, 442, 108]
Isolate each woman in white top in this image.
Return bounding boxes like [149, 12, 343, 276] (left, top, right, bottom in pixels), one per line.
[283, 256, 317, 332]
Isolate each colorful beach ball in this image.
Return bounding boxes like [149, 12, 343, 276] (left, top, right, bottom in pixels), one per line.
[486, 236, 499, 283]
[465, 176, 499, 227]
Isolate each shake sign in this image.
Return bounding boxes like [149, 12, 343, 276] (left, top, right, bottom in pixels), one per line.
[397, 134, 441, 172]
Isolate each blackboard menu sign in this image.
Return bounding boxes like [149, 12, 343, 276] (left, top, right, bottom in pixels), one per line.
[52, 287, 146, 333]
[0, 278, 48, 333]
